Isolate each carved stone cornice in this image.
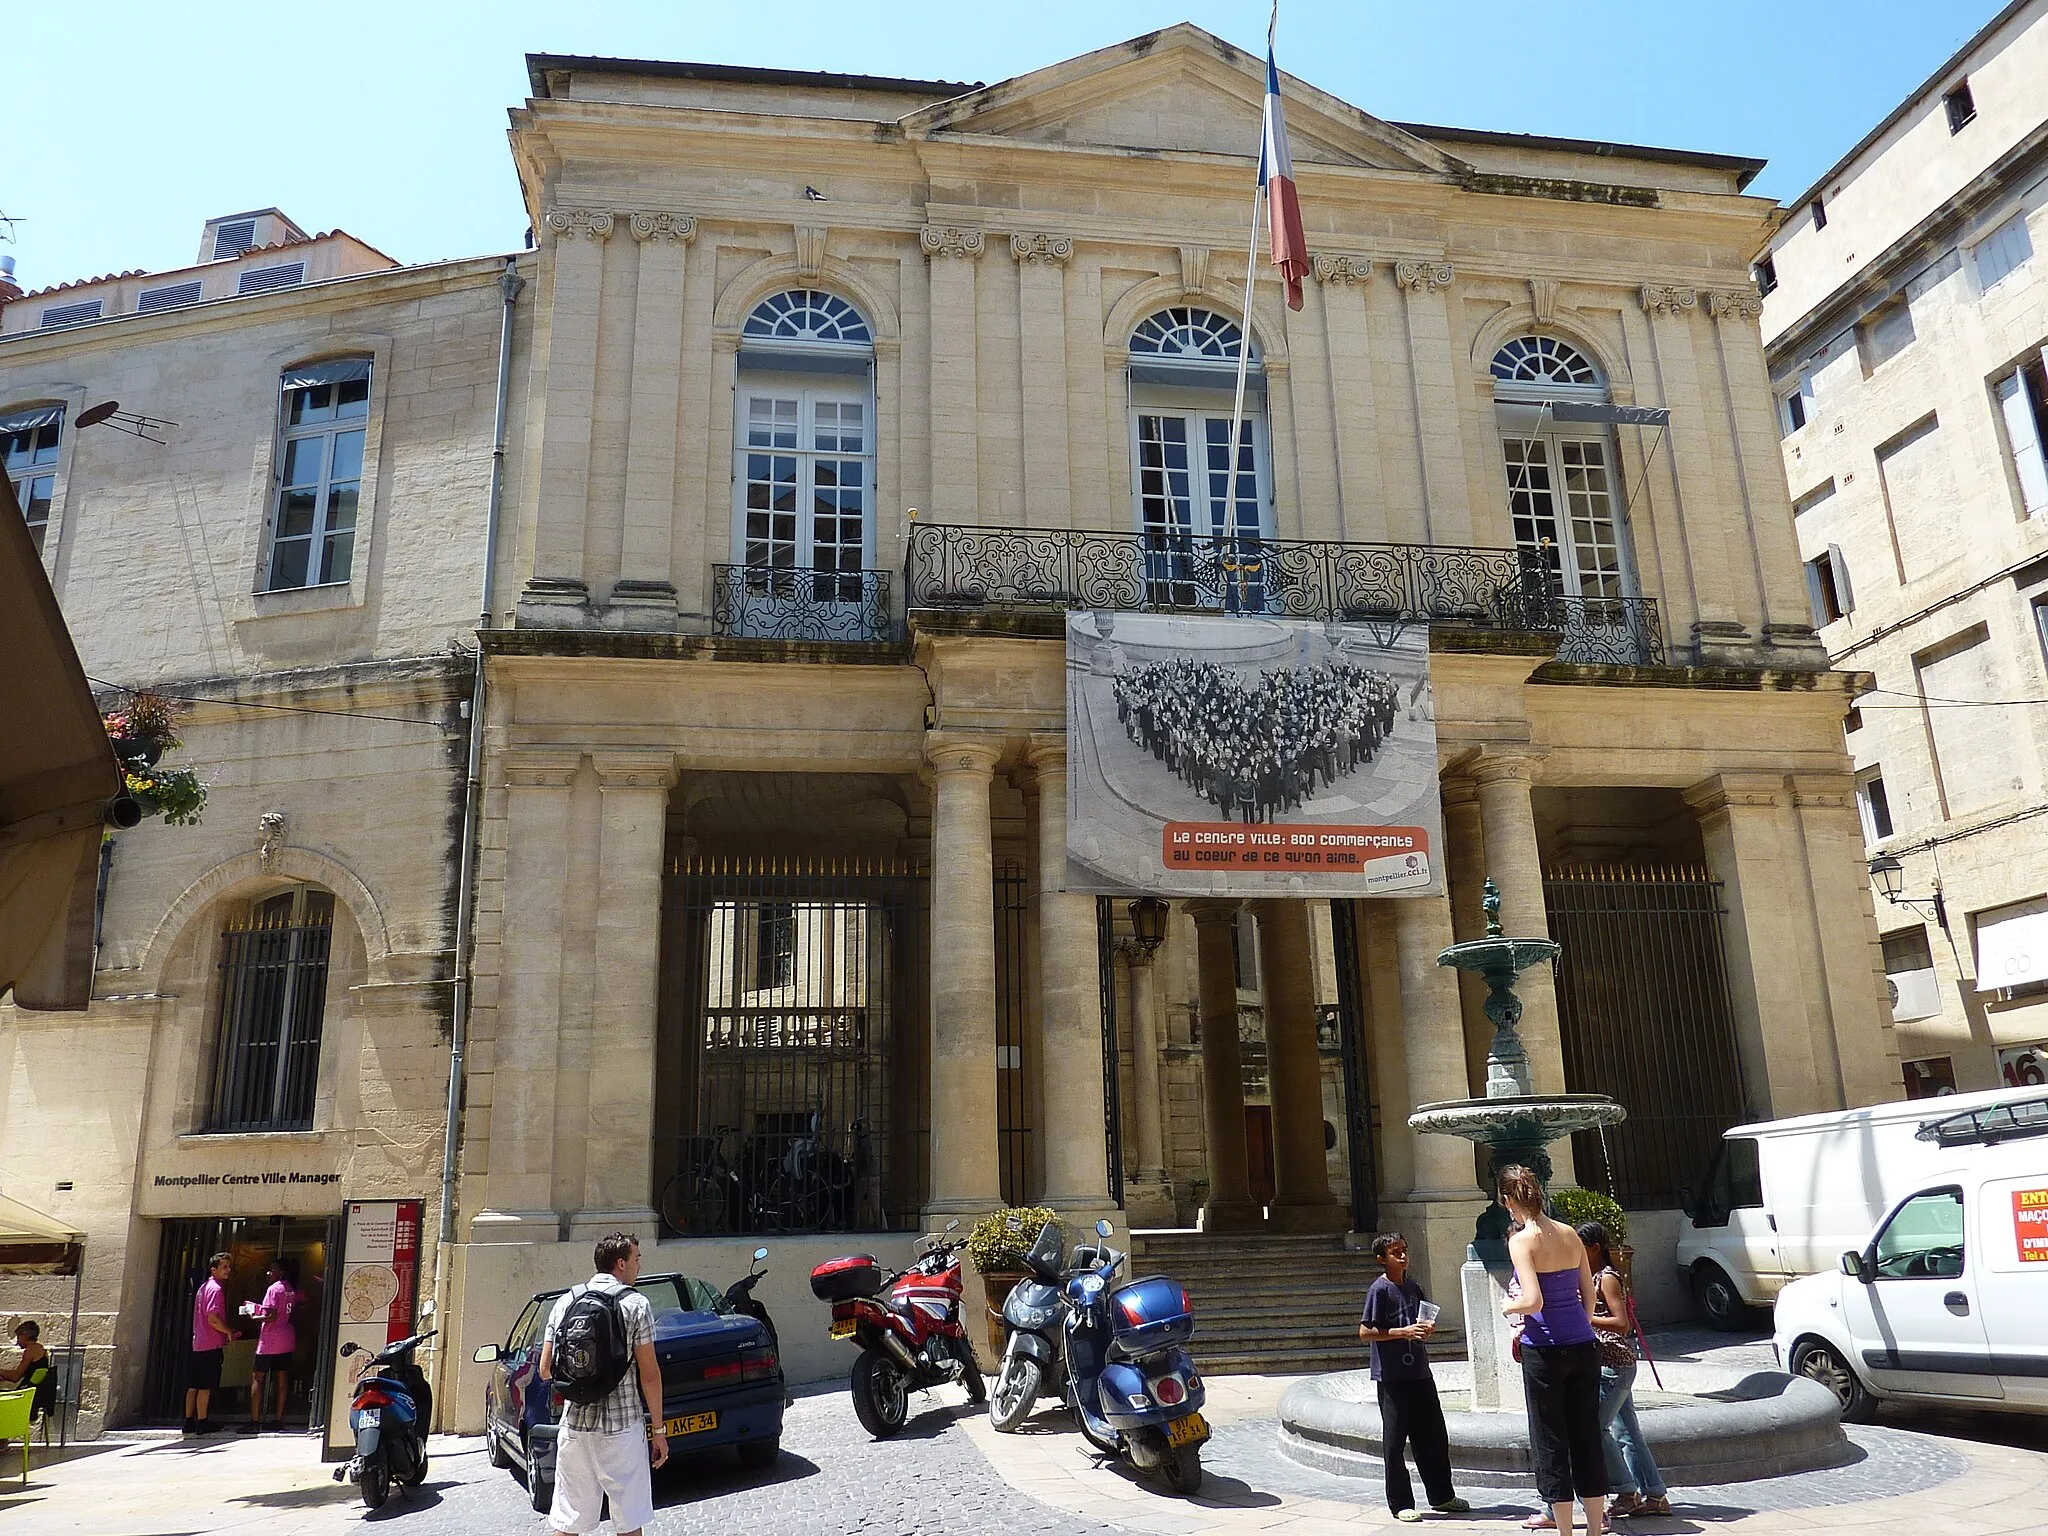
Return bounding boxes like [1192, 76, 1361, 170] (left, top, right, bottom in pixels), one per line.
[1639, 284, 1698, 316]
[1312, 254, 1374, 286]
[920, 225, 985, 260]
[792, 224, 827, 277]
[502, 748, 585, 788]
[1394, 259, 1454, 294]
[1682, 772, 1782, 816]
[1009, 232, 1073, 266]
[543, 207, 616, 242]
[1705, 288, 1764, 320]
[592, 750, 679, 790]
[627, 211, 696, 245]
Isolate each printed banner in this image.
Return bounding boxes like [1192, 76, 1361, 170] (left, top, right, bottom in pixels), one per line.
[2016, 1187, 2048, 1264]
[323, 1198, 425, 1459]
[1065, 612, 1443, 897]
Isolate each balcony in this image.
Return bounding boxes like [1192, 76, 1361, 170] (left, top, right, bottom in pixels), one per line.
[711, 564, 894, 644]
[905, 524, 1665, 665]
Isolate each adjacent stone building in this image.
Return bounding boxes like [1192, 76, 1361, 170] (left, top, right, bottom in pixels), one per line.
[1760, 0, 2048, 1098]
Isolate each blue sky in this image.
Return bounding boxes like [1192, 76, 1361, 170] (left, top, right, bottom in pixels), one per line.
[3, 1, 2004, 291]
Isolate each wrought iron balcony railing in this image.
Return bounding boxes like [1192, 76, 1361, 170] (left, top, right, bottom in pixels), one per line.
[712, 564, 893, 643]
[905, 524, 1664, 665]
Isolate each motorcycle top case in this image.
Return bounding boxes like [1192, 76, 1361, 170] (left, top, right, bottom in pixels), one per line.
[1108, 1276, 1195, 1355]
[809, 1255, 884, 1302]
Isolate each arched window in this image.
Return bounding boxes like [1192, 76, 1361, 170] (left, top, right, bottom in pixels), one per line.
[1490, 335, 1630, 603]
[732, 291, 876, 621]
[1491, 334, 1600, 388]
[210, 886, 335, 1132]
[1127, 307, 1268, 611]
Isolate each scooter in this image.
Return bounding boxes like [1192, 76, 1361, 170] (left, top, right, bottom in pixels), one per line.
[811, 1219, 986, 1438]
[718, 1245, 779, 1354]
[988, 1220, 1067, 1432]
[331, 1329, 436, 1510]
[1061, 1219, 1207, 1495]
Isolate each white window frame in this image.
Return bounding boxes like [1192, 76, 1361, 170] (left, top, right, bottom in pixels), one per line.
[1499, 426, 1634, 602]
[730, 378, 875, 584]
[1127, 403, 1273, 610]
[1856, 767, 1895, 843]
[1973, 211, 2033, 294]
[265, 362, 370, 592]
[1, 403, 63, 555]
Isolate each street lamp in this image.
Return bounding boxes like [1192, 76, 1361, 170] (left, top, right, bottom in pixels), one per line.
[1868, 852, 1949, 933]
[1127, 896, 1170, 958]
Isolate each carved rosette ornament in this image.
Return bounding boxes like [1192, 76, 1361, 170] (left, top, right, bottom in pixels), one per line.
[1706, 289, 1764, 320]
[1394, 259, 1454, 294]
[1312, 254, 1373, 286]
[920, 226, 985, 260]
[1639, 284, 1698, 316]
[543, 207, 616, 242]
[628, 211, 696, 244]
[1009, 232, 1074, 266]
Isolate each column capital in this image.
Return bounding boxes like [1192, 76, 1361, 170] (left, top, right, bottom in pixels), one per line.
[920, 225, 985, 260]
[1683, 771, 1784, 815]
[1024, 733, 1066, 774]
[591, 750, 679, 790]
[1009, 231, 1074, 266]
[1705, 288, 1763, 321]
[1313, 253, 1375, 286]
[627, 210, 696, 244]
[922, 731, 1003, 776]
[502, 748, 583, 788]
[542, 207, 616, 242]
[1468, 748, 1547, 788]
[1394, 258, 1454, 293]
[1638, 283, 1698, 316]
[1185, 898, 1244, 926]
[1788, 771, 1856, 808]
[1441, 775, 1480, 809]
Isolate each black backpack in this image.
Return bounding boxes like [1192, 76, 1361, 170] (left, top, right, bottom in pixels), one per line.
[551, 1286, 633, 1406]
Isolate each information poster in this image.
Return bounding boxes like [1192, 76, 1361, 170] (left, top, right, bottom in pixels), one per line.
[1065, 611, 1443, 898]
[2015, 1187, 2048, 1264]
[322, 1198, 424, 1459]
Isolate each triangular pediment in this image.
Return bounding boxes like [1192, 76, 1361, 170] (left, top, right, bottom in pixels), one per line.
[904, 24, 1461, 177]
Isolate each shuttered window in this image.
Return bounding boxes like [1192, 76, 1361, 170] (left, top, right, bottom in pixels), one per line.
[138, 281, 204, 312]
[212, 220, 257, 260]
[239, 263, 305, 295]
[40, 299, 102, 328]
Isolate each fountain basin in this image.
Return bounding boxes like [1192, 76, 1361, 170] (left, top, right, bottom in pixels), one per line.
[1437, 935, 1562, 974]
[1409, 1094, 1628, 1144]
[1277, 1370, 1852, 1487]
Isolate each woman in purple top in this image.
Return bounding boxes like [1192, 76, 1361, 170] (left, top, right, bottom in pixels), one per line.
[239, 1256, 301, 1434]
[1497, 1165, 1608, 1535]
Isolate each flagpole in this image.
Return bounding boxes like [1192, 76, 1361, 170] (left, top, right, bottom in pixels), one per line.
[1223, 0, 1279, 584]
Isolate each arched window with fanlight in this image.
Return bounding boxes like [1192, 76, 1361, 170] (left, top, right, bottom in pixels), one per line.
[730, 290, 876, 633]
[1127, 306, 1270, 611]
[1490, 335, 1634, 603]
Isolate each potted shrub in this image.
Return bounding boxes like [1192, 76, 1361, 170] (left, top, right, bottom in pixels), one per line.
[1549, 1186, 1631, 1289]
[968, 1206, 1061, 1358]
[103, 690, 208, 829]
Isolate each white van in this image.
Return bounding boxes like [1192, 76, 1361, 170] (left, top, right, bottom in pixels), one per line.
[1772, 1112, 2048, 1420]
[1674, 1085, 2048, 1328]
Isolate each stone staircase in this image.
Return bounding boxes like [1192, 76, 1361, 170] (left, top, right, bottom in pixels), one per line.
[1129, 1230, 1450, 1376]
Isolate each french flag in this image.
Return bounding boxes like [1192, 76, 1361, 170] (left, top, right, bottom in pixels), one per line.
[1259, 45, 1309, 311]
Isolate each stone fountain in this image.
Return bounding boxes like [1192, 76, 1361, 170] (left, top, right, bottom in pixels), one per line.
[1275, 880, 1852, 1487]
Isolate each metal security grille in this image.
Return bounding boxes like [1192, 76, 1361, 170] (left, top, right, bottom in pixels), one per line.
[1328, 901, 1379, 1232]
[665, 859, 924, 1236]
[1545, 867, 1748, 1209]
[1095, 897, 1126, 1209]
[993, 862, 1034, 1206]
[209, 890, 334, 1132]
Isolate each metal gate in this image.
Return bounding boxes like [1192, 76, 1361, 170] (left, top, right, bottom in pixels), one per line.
[663, 858, 924, 1236]
[993, 862, 1034, 1206]
[1095, 897, 1125, 1209]
[1329, 901, 1379, 1232]
[1545, 866, 1748, 1209]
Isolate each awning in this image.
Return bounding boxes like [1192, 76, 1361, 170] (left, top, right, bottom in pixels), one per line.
[0, 477, 121, 1011]
[280, 357, 372, 390]
[736, 346, 871, 379]
[0, 1190, 84, 1276]
[1977, 902, 2048, 993]
[1550, 401, 1671, 426]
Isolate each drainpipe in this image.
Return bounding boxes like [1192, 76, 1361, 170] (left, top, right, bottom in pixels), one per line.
[427, 255, 523, 1423]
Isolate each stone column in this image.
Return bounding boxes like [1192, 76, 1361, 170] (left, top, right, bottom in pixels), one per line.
[1687, 773, 1825, 1118]
[568, 751, 677, 1238]
[613, 212, 695, 628]
[1026, 739, 1117, 1226]
[1120, 939, 1176, 1225]
[1471, 751, 1573, 1184]
[924, 226, 984, 521]
[473, 749, 583, 1239]
[1252, 901, 1348, 1233]
[924, 731, 1005, 1220]
[1188, 900, 1262, 1231]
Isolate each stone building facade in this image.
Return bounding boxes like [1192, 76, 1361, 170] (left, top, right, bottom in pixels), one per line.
[0, 222, 521, 1431]
[1760, 0, 2048, 1098]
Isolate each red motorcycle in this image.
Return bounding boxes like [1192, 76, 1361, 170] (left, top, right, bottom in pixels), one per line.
[810, 1220, 986, 1437]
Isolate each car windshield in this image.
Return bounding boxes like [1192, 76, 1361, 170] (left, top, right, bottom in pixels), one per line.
[636, 1276, 726, 1315]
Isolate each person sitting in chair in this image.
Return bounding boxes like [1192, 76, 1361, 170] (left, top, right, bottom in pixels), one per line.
[0, 1322, 49, 1449]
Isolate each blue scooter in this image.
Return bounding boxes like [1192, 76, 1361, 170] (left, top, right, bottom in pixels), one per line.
[1060, 1219, 1208, 1494]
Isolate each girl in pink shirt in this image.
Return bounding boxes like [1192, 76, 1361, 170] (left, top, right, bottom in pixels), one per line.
[239, 1257, 301, 1434]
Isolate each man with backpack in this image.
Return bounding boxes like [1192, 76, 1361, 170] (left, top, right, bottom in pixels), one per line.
[539, 1232, 668, 1536]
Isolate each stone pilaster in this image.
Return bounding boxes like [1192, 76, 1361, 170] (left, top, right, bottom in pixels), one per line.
[1790, 774, 1903, 1108]
[924, 731, 1005, 1219]
[1013, 234, 1074, 529]
[924, 226, 984, 522]
[1188, 900, 1261, 1231]
[1251, 901, 1347, 1233]
[612, 212, 696, 628]
[1393, 259, 1472, 546]
[1313, 255, 1386, 540]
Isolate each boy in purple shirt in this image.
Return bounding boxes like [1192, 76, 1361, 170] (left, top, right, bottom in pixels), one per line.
[1359, 1232, 1467, 1522]
[239, 1257, 301, 1434]
[185, 1252, 235, 1435]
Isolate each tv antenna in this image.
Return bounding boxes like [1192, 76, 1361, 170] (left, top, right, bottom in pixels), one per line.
[76, 400, 176, 445]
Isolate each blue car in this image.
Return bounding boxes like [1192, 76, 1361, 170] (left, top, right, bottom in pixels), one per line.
[474, 1254, 784, 1511]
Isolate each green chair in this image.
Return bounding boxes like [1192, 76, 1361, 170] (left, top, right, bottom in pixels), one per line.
[0, 1387, 32, 1487]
